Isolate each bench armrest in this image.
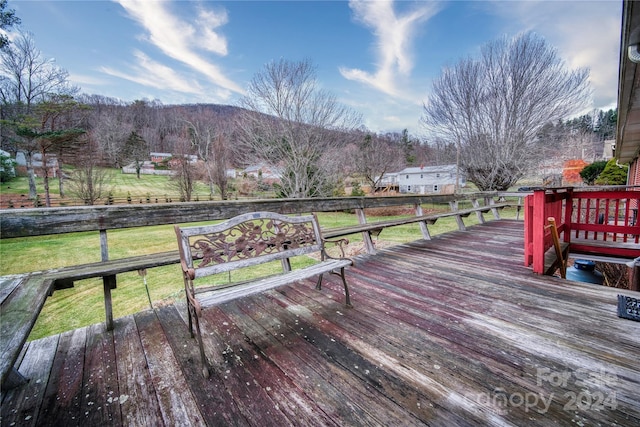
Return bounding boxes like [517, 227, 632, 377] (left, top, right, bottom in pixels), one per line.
[321, 237, 352, 262]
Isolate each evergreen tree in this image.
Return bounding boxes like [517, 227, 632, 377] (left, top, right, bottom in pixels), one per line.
[579, 160, 608, 185]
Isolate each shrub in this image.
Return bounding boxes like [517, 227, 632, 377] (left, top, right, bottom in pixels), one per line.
[594, 159, 628, 185]
[350, 182, 365, 197]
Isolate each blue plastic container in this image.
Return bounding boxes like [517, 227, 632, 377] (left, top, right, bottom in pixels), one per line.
[566, 259, 604, 284]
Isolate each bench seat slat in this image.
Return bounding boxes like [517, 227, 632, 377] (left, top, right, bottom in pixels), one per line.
[197, 259, 352, 308]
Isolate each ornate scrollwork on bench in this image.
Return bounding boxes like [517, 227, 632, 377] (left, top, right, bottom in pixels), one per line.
[192, 218, 317, 267]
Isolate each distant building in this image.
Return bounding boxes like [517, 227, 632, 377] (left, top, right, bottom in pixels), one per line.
[243, 163, 283, 184]
[602, 139, 615, 160]
[396, 164, 464, 194]
[374, 172, 399, 191]
[15, 152, 59, 177]
[150, 152, 172, 163]
[150, 152, 197, 165]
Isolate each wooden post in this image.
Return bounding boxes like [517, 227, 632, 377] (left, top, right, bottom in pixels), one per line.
[414, 204, 431, 240]
[100, 229, 115, 331]
[449, 201, 466, 231]
[488, 197, 501, 220]
[471, 199, 486, 224]
[524, 195, 533, 266]
[531, 189, 548, 274]
[103, 275, 116, 331]
[355, 208, 376, 254]
[563, 187, 574, 245]
[516, 196, 523, 220]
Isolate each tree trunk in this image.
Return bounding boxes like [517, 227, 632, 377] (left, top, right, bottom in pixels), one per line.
[58, 164, 65, 198]
[25, 151, 37, 200]
[41, 149, 51, 207]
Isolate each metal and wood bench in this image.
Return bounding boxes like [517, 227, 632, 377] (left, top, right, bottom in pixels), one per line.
[174, 211, 353, 377]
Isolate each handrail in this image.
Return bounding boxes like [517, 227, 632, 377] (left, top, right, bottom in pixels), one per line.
[0, 192, 520, 239]
[524, 186, 640, 274]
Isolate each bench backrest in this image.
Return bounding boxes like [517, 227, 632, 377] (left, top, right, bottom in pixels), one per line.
[175, 212, 323, 279]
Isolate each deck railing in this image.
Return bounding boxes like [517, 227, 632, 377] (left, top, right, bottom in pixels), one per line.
[524, 187, 640, 275]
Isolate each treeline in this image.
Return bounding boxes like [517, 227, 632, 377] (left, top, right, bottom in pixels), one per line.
[0, 4, 620, 205]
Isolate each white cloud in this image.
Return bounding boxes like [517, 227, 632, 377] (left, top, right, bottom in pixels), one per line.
[114, 0, 244, 95]
[340, 0, 440, 96]
[101, 50, 203, 94]
[69, 73, 108, 87]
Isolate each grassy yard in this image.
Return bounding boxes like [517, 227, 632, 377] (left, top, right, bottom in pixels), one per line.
[1, 172, 521, 339]
[1, 169, 215, 206]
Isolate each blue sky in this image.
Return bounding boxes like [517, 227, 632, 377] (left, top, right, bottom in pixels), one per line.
[7, 0, 622, 135]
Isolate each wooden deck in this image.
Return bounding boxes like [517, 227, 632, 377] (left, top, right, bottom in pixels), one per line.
[2, 219, 639, 426]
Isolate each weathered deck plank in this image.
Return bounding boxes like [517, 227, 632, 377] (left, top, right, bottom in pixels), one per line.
[0, 335, 59, 426]
[112, 315, 163, 426]
[202, 304, 339, 426]
[2, 219, 639, 426]
[155, 304, 251, 426]
[80, 322, 121, 426]
[134, 309, 206, 426]
[38, 327, 86, 426]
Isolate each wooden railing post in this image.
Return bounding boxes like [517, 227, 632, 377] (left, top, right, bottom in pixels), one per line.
[563, 188, 573, 245]
[471, 199, 486, 224]
[100, 229, 115, 331]
[355, 208, 376, 254]
[449, 201, 466, 231]
[524, 195, 533, 266]
[488, 197, 501, 220]
[532, 189, 548, 274]
[414, 204, 431, 240]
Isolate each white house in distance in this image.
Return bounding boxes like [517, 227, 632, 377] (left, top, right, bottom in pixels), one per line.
[396, 164, 464, 194]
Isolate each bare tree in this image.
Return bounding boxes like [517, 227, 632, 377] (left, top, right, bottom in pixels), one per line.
[421, 32, 591, 190]
[237, 58, 362, 198]
[351, 131, 404, 191]
[67, 133, 111, 205]
[184, 111, 232, 200]
[0, 31, 77, 198]
[171, 139, 195, 202]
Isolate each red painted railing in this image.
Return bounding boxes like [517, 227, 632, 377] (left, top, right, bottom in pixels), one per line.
[524, 187, 640, 274]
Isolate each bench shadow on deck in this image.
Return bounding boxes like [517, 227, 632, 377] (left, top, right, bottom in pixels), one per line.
[2, 220, 639, 426]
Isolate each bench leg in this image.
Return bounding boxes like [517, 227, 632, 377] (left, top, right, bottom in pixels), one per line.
[190, 307, 210, 379]
[318, 269, 352, 308]
[338, 267, 352, 308]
